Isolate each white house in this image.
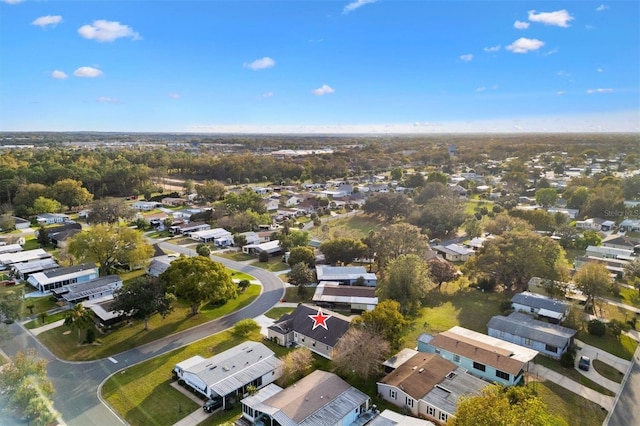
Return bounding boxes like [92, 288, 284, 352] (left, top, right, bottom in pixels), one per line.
[315, 265, 377, 286]
[0, 249, 52, 270]
[27, 263, 99, 293]
[432, 244, 475, 262]
[189, 228, 234, 247]
[242, 240, 281, 256]
[53, 275, 123, 304]
[511, 291, 570, 323]
[173, 341, 282, 409]
[312, 282, 378, 312]
[131, 201, 160, 211]
[0, 244, 23, 255]
[12, 258, 59, 280]
[36, 213, 70, 225]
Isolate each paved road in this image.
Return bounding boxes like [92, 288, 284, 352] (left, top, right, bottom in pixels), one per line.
[1, 243, 285, 426]
[605, 345, 640, 426]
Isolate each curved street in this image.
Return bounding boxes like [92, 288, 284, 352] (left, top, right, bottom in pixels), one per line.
[2, 243, 286, 426]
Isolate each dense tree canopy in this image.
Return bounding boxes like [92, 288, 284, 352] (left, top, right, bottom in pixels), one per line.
[367, 223, 430, 271]
[111, 276, 175, 330]
[287, 246, 315, 267]
[574, 262, 612, 316]
[354, 300, 409, 350]
[362, 192, 412, 222]
[87, 197, 135, 224]
[160, 256, 238, 315]
[319, 237, 367, 265]
[332, 327, 390, 381]
[378, 254, 435, 315]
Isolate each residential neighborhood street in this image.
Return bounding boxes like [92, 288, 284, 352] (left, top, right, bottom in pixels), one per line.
[1, 245, 285, 426]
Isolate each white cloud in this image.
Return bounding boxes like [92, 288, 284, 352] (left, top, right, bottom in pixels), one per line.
[596, 68, 604, 73]
[506, 38, 544, 54]
[262, 91, 274, 98]
[483, 45, 501, 53]
[32, 15, 63, 28]
[50, 70, 68, 79]
[459, 54, 473, 62]
[556, 91, 566, 95]
[312, 84, 335, 96]
[513, 20, 530, 29]
[73, 66, 103, 78]
[586, 88, 614, 94]
[78, 20, 141, 42]
[475, 87, 486, 92]
[96, 97, 119, 103]
[528, 10, 574, 28]
[168, 93, 181, 99]
[343, 0, 377, 14]
[2, 0, 24, 4]
[596, 4, 608, 11]
[243, 57, 276, 70]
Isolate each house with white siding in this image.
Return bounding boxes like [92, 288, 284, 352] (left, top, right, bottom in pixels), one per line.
[52, 275, 123, 304]
[0, 249, 53, 269]
[511, 291, 570, 323]
[315, 265, 377, 286]
[27, 263, 99, 293]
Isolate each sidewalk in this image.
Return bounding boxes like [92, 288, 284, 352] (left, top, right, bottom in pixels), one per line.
[529, 363, 615, 410]
[575, 339, 632, 377]
[30, 319, 65, 336]
[169, 382, 210, 426]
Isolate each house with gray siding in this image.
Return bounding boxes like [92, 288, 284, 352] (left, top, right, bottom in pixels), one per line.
[417, 326, 538, 387]
[487, 312, 576, 359]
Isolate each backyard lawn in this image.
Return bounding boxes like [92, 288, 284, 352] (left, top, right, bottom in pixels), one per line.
[534, 381, 607, 426]
[37, 284, 261, 361]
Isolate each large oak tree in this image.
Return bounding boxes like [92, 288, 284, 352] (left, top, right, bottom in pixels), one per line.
[111, 276, 175, 330]
[377, 254, 435, 316]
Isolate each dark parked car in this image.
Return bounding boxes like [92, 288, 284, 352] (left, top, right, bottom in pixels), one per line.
[203, 397, 223, 413]
[1, 280, 15, 286]
[578, 356, 591, 371]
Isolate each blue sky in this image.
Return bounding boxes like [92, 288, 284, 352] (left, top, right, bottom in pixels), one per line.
[1, 0, 638, 133]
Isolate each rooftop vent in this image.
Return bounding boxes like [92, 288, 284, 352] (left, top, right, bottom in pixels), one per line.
[418, 368, 424, 373]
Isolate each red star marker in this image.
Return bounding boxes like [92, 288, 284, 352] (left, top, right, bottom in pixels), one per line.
[309, 307, 331, 330]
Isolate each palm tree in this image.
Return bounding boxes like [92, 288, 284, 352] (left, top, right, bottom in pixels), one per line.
[63, 303, 94, 343]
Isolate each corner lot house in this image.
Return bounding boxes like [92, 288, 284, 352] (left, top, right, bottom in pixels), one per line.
[173, 341, 282, 409]
[417, 326, 538, 387]
[84, 295, 127, 328]
[312, 282, 378, 312]
[511, 291, 569, 323]
[27, 263, 99, 293]
[267, 304, 351, 359]
[315, 265, 377, 286]
[487, 312, 576, 359]
[240, 370, 371, 426]
[243, 240, 281, 256]
[377, 353, 487, 424]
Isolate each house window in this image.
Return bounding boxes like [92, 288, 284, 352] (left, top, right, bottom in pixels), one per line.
[427, 406, 435, 416]
[389, 389, 397, 400]
[473, 362, 486, 372]
[524, 338, 533, 346]
[405, 397, 414, 408]
[435, 349, 441, 354]
[301, 337, 305, 342]
[545, 344, 558, 353]
[496, 370, 510, 380]
[453, 354, 460, 363]
[439, 412, 448, 422]
[499, 331, 505, 338]
[530, 307, 535, 313]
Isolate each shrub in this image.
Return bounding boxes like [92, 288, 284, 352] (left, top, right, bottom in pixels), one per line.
[85, 328, 96, 344]
[233, 318, 260, 337]
[477, 277, 497, 292]
[258, 250, 269, 262]
[238, 279, 250, 292]
[587, 319, 606, 336]
[499, 301, 513, 314]
[560, 351, 575, 368]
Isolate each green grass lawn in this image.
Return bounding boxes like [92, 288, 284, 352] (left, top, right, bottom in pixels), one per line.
[217, 251, 254, 262]
[249, 259, 289, 272]
[618, 287, 640, 308]
[20, 294, 60, 318]
[22, 238, 40, 251]
[308, 215, 383, 240]
[534, 381, 607, 426]
[37, 284, 261, 361]
[534, 356, 615, 396]
[264, 307, 295, 320]
[464, 199, 494, 215]
[593, 359, 624, 383]
[283, 286, 313, 304]
[576, 331, 637, 361]
[24, 311, 67, 329]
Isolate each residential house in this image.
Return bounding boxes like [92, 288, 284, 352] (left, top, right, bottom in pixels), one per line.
[84, 294, 127, 328]
[52, 275, 123, 303]
[131, 201, 160, 211]
[161, 197, 187, 207]
[382, 348, 419, 374]
[267, 304, 351, 359]
[377, 353, 487, 424]
[574, 256, 625, 279]
[143, 212, 170, 228]
[585, 245, 634, 260]
[12, 258, 59, 280]
[368, 409, 435, 426]
[511, 291, 570, 323]
[173, 341, 282, 409]
[189, 228, 233, 246]
[601, 235, 639, 252]
[146, 254, 179, 278]
[49, 228, 81, 248]
[242, 240, 281, 256]
[170, 221, 211, 235]
[13, 217, 31, 230]
[0, 249, 52, 270]
[27, 263, 99, 293]
[36, 213, 70, 225]
[312, 282, 378, 312]
[417, 326, 538, 386]
[285, 195, 304, 207]
[487, 312, 576, 359]
[0, 244, 23, 255]
[576, 218, 615, 232]
[619, 219, 640, 233]
[547, 208, 579, 220]
[263, 199, 280, 212]
[240, 370, 371, 426]
[315, 265, 377, 286]
[171, 208, 202, 220]
[239, 232, 261, 246]
[431, 244, 474, 262]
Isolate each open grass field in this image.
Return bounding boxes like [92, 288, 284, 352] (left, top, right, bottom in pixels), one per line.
[618, 286, 640, 308]
[24, 311, 66, 329]
[37, 284, 261, 361]
[308, 214, 383, 240]
[534, 381, 607, 426]
[464, 199, 494, 215]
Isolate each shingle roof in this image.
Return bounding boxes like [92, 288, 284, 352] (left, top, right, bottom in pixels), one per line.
[487, 312, 576, 348]
[379, 353, 456, 400]
[267, 304, 351, 348]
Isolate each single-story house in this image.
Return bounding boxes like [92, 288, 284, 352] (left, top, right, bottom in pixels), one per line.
[173, 341, 282, 409]
[131, 201, 160, 211]
[267, 304, 351, 359]
[575, 256, 627, 279]
[14, 217, 31, 230]
[0, 249, 53, 270]
[620, 219, 640, 232]
[11, 258, 59, 280]
[601, 235, 638, 251]
[171, 208, 202, 220]
[84, 294, 127, 328]
[0, 244, 23, 255]
[161, 197, 187, 207]
[243, 240, 281, 256]
[417, 326, 538, 387]
[377, 353, 488, 424]
[382, 348, 419, 374]
[585, 245, 634, 260]
[190, 228, 233, 246]
[312, 282, 378, 312]
[487, 312, 576, 359]
[431, 244, 475, 262]
[368, 409, 435, 426]
[315, 265, 377, 286]
[146, 254, 179, 278]
[511, 291, 570, 323]
[263, 199, 280, 212]
[52, 275, 123, 304]
[239, 232, 261, 246]
[546, 208, 579, 220]
[240, 370, 371, 426]
[27, 263, 99, 293]
[49, 228, 82, 248]
[36, 213, 70, 225]
[170, 221, 211, 235]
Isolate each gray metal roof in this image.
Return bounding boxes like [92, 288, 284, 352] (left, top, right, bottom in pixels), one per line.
[182, 341, 282, 397]
[487, 312, 576, 348]
[511, 291, 568, 314]
[44, 263, 97, 278]
[420, 368, 487, 416]
[60, 275, 122, 303]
